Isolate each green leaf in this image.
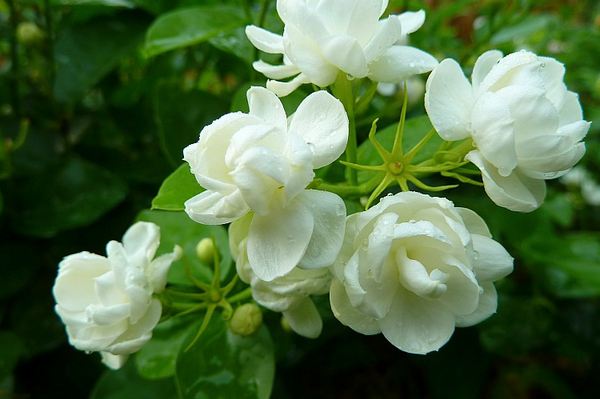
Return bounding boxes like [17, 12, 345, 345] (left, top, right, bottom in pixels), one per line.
[356, 115, 441, 182]
[136, 210, 232, 285]
[135, 315, 197, 380]
[143, 5, 247, 57]
[11, 157, 128, 238]
[491, 15, 555, 45]
[522, 233, 600, 298]
[209, 27, 254, 64]
[54, 15, 147, 102]
[154, 82, 228, 165]
[91, 361, 177, 399]
[0, 332, 24, 378]
[152, 164, 202, 211]
[176, 317, 275, 399]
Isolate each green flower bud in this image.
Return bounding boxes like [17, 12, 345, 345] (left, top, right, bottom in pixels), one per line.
[195, 238, 215, 264]
[229, 303, 262, 336]
[16, 22, 44, 46]
[280, 315, 292, 333]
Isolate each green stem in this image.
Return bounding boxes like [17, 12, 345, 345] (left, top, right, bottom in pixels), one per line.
[391, 81, 408, 157]
[317, 174, 381, 197]
[185, 305, 217, 351]
[165, 289, 208, 300]
[332, 74, 358, 185]
[211, 238, 221, 287]
[227, 287, 253, 303]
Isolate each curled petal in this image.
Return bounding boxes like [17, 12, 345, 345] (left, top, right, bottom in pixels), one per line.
[185, 190, 249, 225]
[253, 60, 300, 80]
[467, 150, 546, 212]
[282, 297, 323, 339]
[247, 199, 314, 281]
[379, 292, 455, 354]
[288, 91, 349, 168]
[330, 279, 380, 335]
[297, 190, 346, 269]
[368, 45, 438, 83]
[396, 9, 426, 35]
[245, 25, 284, 54]
[425, 59, 474, 141]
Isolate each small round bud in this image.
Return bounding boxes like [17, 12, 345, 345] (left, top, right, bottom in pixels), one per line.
[229, 303, 262, 336]
[280, 315, 292, 333]
[195, 238, 215, 264]
[16, 22, 44, 46]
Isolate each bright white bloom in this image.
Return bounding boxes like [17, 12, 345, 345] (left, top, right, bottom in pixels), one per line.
[52, 222, 181, 369]
[230, 213, 331, 338]
[330, 192, 513, 354]
[184, 86, 348, 281]
[425, 50, 590, 212]
[246, 0, 438, 96]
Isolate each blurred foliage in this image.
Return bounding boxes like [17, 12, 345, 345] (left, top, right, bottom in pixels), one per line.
[0, 0, 599, 398]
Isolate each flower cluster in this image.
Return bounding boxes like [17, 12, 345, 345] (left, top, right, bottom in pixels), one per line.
[53, 0, 590, 371]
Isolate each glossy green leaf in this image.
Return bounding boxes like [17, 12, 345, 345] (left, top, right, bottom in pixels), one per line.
[11, 157, 128, 238]
[152, 164, 202, 211]
[176, 317, 275, 399]
[491, 15, 555, 45]
[54, 15, 147, 102]
[135, 315, 197, 380]
[136, 210, 232, 285]
[90, 361, 177, 399]
[356, 115, 441, 182]
[52, 0, 136, 7]
[143, 6, 247, 57]
[154, 82, 228, 165]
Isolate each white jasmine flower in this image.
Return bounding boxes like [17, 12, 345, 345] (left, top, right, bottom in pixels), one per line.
[229, 213, 331, 338]
[52, 222, 181, 369]
[246, 0, 437, 96]
[184, 87, 348, 281]
[330, 192, 513, 354]
[425, 50, 590, 212]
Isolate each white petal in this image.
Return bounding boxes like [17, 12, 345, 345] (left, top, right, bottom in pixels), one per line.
[455, 207, 491, 237]
[253, 60, 300, 80]
[53, 253, 110, 312]
[282, 297, 322, 339]
[539, 56, 567, 109]
[467, 150, 546, 212]
[246, 86, 287, 132]
[267, 73, 312, 97]
[368, 45, 438, 83]
[439, 260, 480, 316]
[518, 134, 586, 179]
[185, 190, 249, 225]
[455, 282, 497, 327]
[396, 10, 426, 35]
[148, 245, 182, 293]
[245, 25, 284, 54]
[321, 35, 368, 77]
[101, 352, 128, 370]
[472, 50, 503, 92]
[228, 213, 253, 263]
[106, 299, 162, 355]
[315, 0, 383, 40]
[329, 279, 380, 335]
[363, 17, 403, 62]
[424, 58, 474, 141]
[247, 200, 314, 281]
[471, 234, 513, 282]
[559, 91, 584, 125]
[288, 91, 349, 168]
[471, 91, 517, 176]
[478, 50, 539, 93]
[121, 222, 160, 267]
[296, 190, 346, 269]
[379, 291, 455, 354]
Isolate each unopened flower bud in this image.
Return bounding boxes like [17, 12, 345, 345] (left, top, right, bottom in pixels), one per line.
[229, 303, 262, 336]
[195, 238, 215, 264]
[17, 22, 44, 46]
